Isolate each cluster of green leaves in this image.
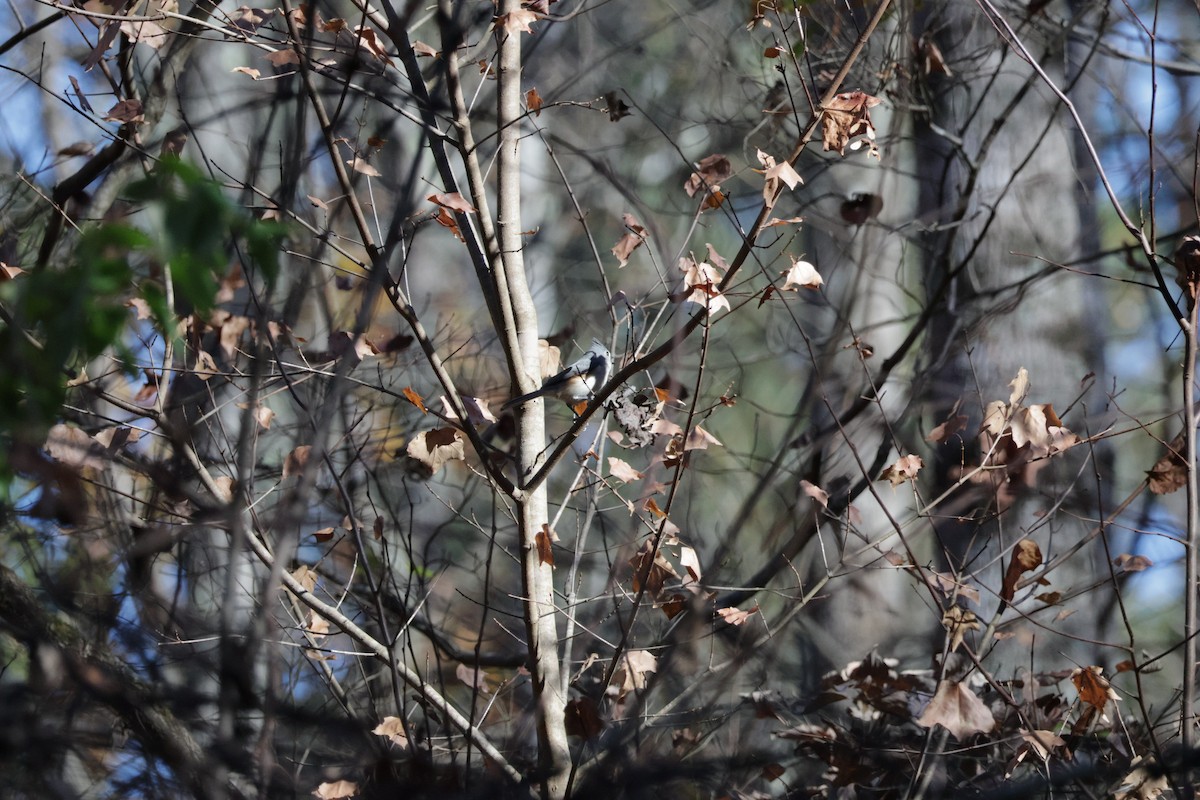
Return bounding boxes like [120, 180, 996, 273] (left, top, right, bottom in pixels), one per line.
[0, 159, 284, 482]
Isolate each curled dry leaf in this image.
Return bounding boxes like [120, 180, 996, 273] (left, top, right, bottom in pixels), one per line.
[402, 387, 427, 413]
[346, 157, 381, 177]
[525, 87, 543, 115]
[781, 257, 823, 290]
[683, 153, 732, 207]
[1071, 665, 1118, 716]
[1147, 433, 1187, 495]
[821, 91, 881, 157]
[1113, 553, 1153, 572]
[615, 649, 657, 695]
[755, 148, 803, 206]
[941, 605, 980, 653]
[800, 479, 829, 509]
[999, 538, 1042, 606]
[535, 525, 555, 566]
[629, 538, 678, 594]
[879, 454, 923, 486]
[611, 213, 648, 267]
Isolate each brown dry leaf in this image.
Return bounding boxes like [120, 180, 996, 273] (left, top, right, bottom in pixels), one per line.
[283, 445, 312, 478]
[406, 428, 466, 477]
[717, 604, 760, 625]
[312, 781, 358, 800]
[1071, 666, 1118, 716]
[497, 8, 538, 33]
[608, 457, 643, 482]
[611, 213, 648, 267]
[684, 426, 722, 451]
[371, 716, 408, 748]
[678, 544, 702, 585]
[1019, 728, 1065, 761]
[916, 679, 995, 741]
[629, 539, 678, 594]
[45, 424, 106, 471]
[683, 153, 732, 204]
[879, 454, 923, 486]
[564, 697, 606, 739]
[0, 263, 26, 281]
[120, 0, 174, 50]
[1112, 756, 1169, 800]
[427, 192, 476, 213]
[941, 605, 980, 653]
[104, 98, 144, 123]
[232, 65, 261, 79]
[401, 387, 427, 413]
[800, 479, 829, 509]
[346, 157, 381, 177]
[1113, 553, 1153, 572]
[821, 91, 881, 157]
[1000, 538, 1042, 605]
[1147, 433, 1187, 495]
[353, 26, 391, 64]
[412, 40, 437, 57]
[780, 257, 823, 290]
[456, 662, 491, 694]
[291, 564, 317, 593]
[917, 36, 952, 76]
[616, 649, 657, 694]
[313, 526, 336, 542]
[926, 412, 968, 444]
[535, 525, 555, 566]
[263, 49, 299, 67]
[839, 192, 884, 225]
[756, 148, 803, 205]
[525, 87, 543, 115]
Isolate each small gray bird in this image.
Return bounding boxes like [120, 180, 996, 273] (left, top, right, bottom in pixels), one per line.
[503, 339, 612, 410]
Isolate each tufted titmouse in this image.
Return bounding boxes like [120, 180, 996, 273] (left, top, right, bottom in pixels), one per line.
[503, 338, 612, 410]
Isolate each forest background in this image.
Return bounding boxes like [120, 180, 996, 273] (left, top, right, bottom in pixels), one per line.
[1, 0, 1199, 798]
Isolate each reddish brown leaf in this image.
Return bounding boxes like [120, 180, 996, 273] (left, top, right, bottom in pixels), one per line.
[525, 87, 543, 115]
[402, 387, 427, 413]
[1000, 538, 1042, 605]
[535, 526, 555, 566]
